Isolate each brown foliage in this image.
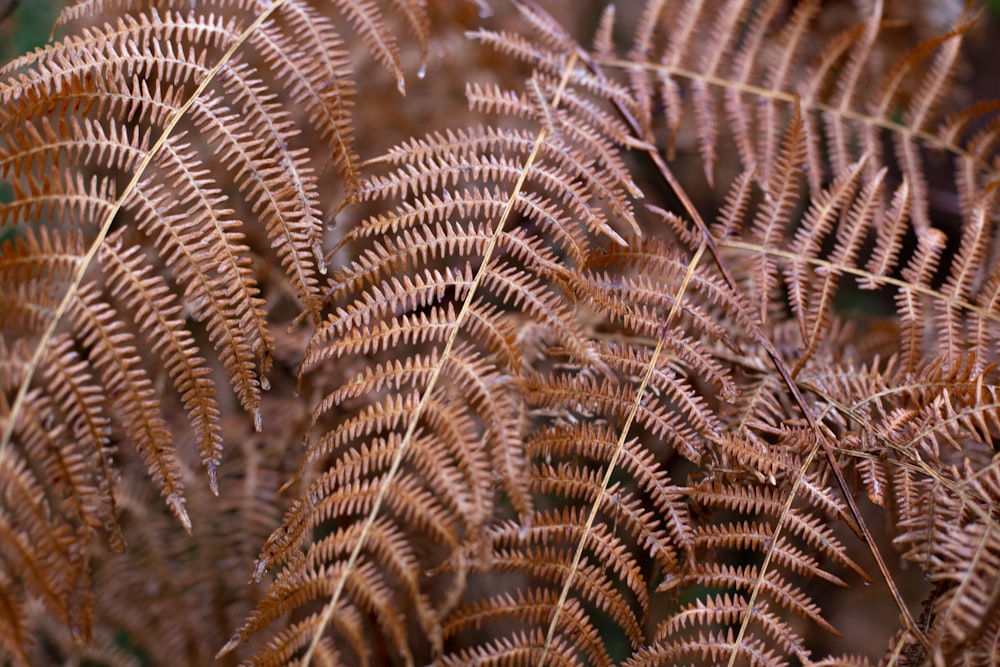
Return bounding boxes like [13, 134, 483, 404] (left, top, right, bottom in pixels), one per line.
[0, 0, 998, 665]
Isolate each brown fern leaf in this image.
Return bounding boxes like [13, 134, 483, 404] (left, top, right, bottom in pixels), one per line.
[443, 589, 613, 667]
[926, 468, 1000, 665]
[426, 86, 728, 667]
[0, 0, 434, 657]
[1, 0, 999, 665]
[19, 399, 302, 666]
[795, 344, 1000, 665]
[229, 14, 645, 663]
[607, 0, 999, 228]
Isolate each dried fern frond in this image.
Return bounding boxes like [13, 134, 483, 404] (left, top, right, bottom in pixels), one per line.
[228, 9, 648, 659]
[1, 0, 999, 665]
[607, 0, 999, 228]
[0, 0, 436, 659]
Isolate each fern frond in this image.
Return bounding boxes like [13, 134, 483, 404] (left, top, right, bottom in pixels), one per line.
[234, 16, 649, 655]
[443, 589, 613, 667]
[0, 0, 435, 655]
[1, 0, 999, 664]
[100, 234, 223, 490]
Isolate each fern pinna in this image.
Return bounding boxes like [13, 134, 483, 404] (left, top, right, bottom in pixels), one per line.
[0, 0, 998, 665]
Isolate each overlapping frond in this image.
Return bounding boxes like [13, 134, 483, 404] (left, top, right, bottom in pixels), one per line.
[1, 0, 999, 665]
[609, 0, 1000, 226]
[0, 0, 435, 660]
[228, 11, 646, 662]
